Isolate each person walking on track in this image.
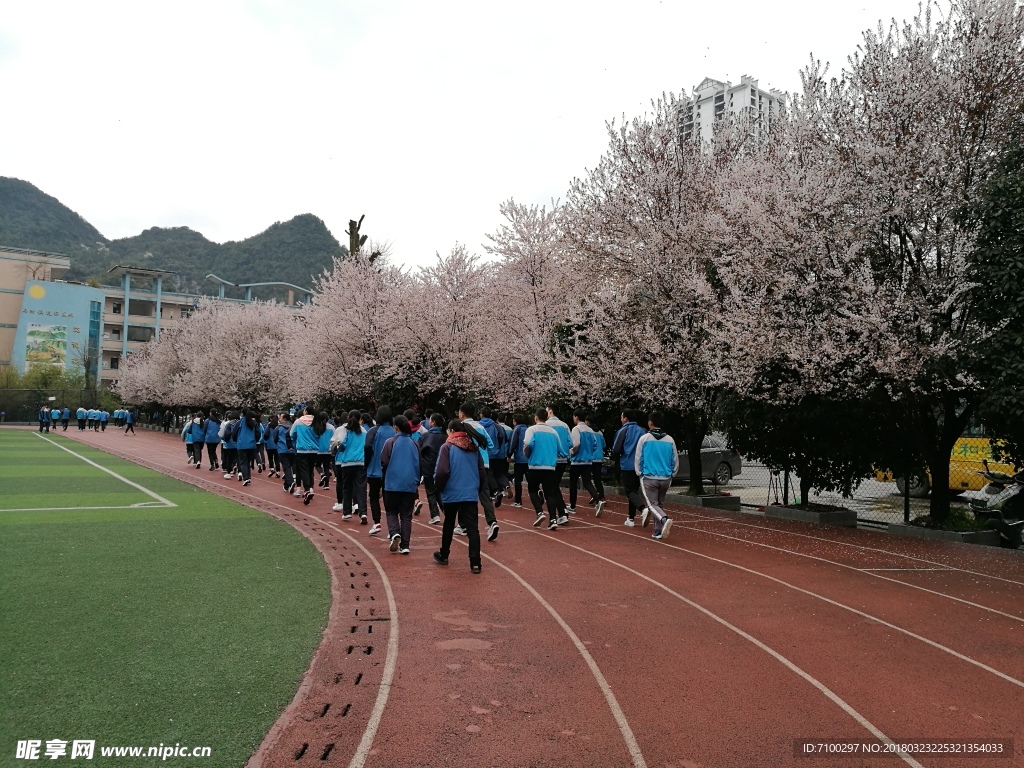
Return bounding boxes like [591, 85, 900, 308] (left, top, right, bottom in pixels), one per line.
[524, 407, 565, 530]
[634, 411, 679, 540]
[379, 415, 420, 554]
[611, 409, 646, 526]
[364, 406, 396, 536]
[433, 419, 488, 573]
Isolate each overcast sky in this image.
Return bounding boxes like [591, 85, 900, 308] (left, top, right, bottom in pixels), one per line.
[1, 0, 925, 271]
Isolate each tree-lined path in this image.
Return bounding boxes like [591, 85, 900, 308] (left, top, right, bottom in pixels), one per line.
[64, 427, 1024, 767]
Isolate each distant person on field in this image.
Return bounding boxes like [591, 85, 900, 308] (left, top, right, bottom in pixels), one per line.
[60, 406, 70, 431]
[611, 409, 646, 526]
[76, 406, 86, 431]
[38, 405, 50, 433]
[124, 408, 135, 435]
[634, 411, 678, 540]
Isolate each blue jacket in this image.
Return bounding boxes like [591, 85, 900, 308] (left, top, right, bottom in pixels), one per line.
[509, 424, 529, 464]
[332, 425, 367, 467]
[479, 417, 506, 461]
[417, 427, 446, 475]
[463, 419, 494, 466]
[524, 423, 564, 470]
[76, 407, 86, 419]
[317, 425, 334, 454]
[594, 429, 607, 461]
[264, 424, 277, 451]
[290, 419, 321, 453]
[547, 417, 572, 464]
[275, 423, 295, 454]
[124, 411, 134, 425]
[189, 419, 205, 443]
[61, 408, 70, 420]
[380, 434, 421, 492]
[611, 421, 646, 470]
[364, 423, 396, 478]
[234, 419, 257, 450]
[636, 431, 679, 479]
[203, 418, 221, 443]
[570, 423, 599, 464]
[434, 440, 486, 503]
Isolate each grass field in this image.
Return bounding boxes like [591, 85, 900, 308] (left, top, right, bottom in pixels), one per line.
[0, 429, 330, 766]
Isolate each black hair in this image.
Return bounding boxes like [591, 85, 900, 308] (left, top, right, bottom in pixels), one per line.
[360, 411, 373, 425]
[347, 410, 361, 432]
[648, 411, 664, 427]
[481, 406, 492, 418]
[574, 408, 587, 421]
[430, 413, 445, 427]
[312, 411, 328, 436]
[622, 409, 637, 422]
[535, 407, 548, 422]
[375, 405, 393, 425]
[267, 414, 279, 429]
[394, 415, 412, 435]
[449, 419, 487, 449]
[459, 402, 477, 420]
[242, 408, 257, 430]
[403, 408, 416, 421]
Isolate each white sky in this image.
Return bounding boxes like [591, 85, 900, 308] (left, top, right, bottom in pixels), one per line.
[0, 0, 925, 271]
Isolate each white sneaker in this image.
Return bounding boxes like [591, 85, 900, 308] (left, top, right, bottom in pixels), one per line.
[453, 526, 466, 536]
[389, 533, 401, 552]
[413, 500, 423, 516]
[595, 500, 605, 518]
[660, 519, 672, 540]
[511, 502, 522, 508]
[557, 515, 569, 525]
[640, 508, 650, 527]
[293, 489, 303, 497]
[223, 473, 232, 479]
[624, 518, 635, 527]
[566, 506, 576, 514]
[369, 523, 382, 536]
[333, 503, 346, 512]
[428, 516, 441, 525]
[487, 522, 499, 541]
[399, 547, 410, 555]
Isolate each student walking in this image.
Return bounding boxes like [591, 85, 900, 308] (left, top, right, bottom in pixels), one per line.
[291, 408, 324, 505]
[569, 409, 603, 515]
[276, 414, 296, 493]
[418, 413, 446, 524]
[220, 411, 239, 479]
[264, 414, 281, 477]
[38, 406, 51, 433]
[432, 419, 488, 573]
[479, 407, 509, 507]
[316, 412, 334, 489]
[183, 415, 196, 463]
[458, 403, 499, 541]
[331, 410, 368, 522]
[188, 414, 205, 467]
[363, 406, 396, 536]
[611, 409, 646, 526]
[76, 406, 87, 431]
[99, 409, 109, 431]
[202, 410, 221, 470]
[60, 407, 70, 431]
[546, 406, 573, 524]
[524, 408, 566, 530]
[379, 415, 420, 554]
[124, 408, 136, 435]
[508, 414, 529, 507]
[234, 409, 259, 486]
[587, 417, 607, 512]
[635, 412, 678, 540]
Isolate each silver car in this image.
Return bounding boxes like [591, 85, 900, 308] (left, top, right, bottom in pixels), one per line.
[675, 434, 742, 486]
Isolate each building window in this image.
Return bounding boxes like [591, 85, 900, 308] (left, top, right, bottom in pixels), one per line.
[126, 326, 154, 343]
[112, 302, 122, 314]
[110, 356, 119, 370]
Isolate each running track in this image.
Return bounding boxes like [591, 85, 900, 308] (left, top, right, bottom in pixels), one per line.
[60, 428, 1024, 767]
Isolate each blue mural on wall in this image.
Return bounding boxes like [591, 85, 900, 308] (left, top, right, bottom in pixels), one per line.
[12, 282, 105, 379]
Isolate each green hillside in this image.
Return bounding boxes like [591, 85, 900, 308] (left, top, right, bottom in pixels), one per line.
[0, 177, 345, 297]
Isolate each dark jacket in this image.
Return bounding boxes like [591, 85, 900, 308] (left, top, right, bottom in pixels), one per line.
[418, 426, 446, 476]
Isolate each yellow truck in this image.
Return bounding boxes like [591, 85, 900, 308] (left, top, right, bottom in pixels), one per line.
[876, 430, 1016, 498]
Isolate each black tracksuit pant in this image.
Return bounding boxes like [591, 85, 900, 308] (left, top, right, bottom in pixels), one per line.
[569, 463, 599, 508]
[439, 501, 481, 567]
[527, 468, 559, 519]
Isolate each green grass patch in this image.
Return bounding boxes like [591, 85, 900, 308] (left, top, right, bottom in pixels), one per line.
[0, 429, 331, 766]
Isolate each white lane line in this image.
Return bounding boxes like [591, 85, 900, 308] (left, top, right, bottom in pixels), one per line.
[600, 497, 1023, 622]
[0, 504, 174, 512]
[502, 519, 925, 768]
[664, 503, 1024, 587]
[34, 433, 176, 508]
[563, 516, 1024, 691]
[858, 568, 955, 572]
[60, 436, 397, 768]
[669, 522, 1024, 624]
[412, 520, 647, 768]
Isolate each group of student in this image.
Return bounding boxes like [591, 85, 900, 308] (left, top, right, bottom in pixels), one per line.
[177, 403, 681, 570]
[36, 406, 137, 433]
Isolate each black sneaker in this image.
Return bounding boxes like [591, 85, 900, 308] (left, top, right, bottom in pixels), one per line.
[533, 512, 545, 527]
[547, 519, 558, 531]
[433, 551, 448, 565]
[303, 491, 314, 505]
[487, 522, 499, 541]
[413, 500, 423, 516]
[470, 564, 482, 574]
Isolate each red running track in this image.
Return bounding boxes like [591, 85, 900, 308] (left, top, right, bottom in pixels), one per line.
[60, 428, 1024, 767]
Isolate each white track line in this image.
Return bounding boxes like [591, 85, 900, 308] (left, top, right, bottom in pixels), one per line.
[60, 436, 396, 768]
[500, 518, 925, 768]
[561, 516, 1024, 690]
[598, 499, 1024, 622]
[412, 520, 647, 768]
[34, 433, 176, 508]
[668, 503, 1024, 587]
[1, 504, 172, 512]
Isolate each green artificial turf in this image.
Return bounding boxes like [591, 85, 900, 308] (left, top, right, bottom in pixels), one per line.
[0, 429, 331, 766]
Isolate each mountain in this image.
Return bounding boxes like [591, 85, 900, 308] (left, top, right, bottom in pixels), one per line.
[0, 177, 346, 297]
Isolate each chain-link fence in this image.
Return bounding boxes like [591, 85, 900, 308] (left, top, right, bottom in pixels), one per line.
[0, 388, 112, 423]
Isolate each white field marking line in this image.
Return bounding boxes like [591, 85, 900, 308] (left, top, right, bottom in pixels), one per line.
[561, 516, 1024, 690]
[61, 437, 398, 768]
[858, 568, 955, 572]
[410, 519, 647, 768]
[598, 498, 1024, 621]
[500, 519, 926, 768]
[34, 433, 176, 508]
[666, 502, 1024, 587]
[0, 504, 171, 512]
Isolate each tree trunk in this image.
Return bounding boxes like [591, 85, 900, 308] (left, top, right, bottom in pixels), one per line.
[683, 411, 706, 496]
[926, 396, 973, 525]
[800, 475, 812, 507]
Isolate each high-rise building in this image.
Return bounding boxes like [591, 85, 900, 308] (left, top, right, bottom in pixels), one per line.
[680, 75, 785, 144]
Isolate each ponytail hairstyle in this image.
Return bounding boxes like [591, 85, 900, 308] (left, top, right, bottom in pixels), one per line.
[313, 411, 328, 437]
[346, 409, 361, 433]
[449, 419, 487, 449]
[267, 414, 279, 430]
[243, 408, 257, 430]
[394, 415, 412, 435]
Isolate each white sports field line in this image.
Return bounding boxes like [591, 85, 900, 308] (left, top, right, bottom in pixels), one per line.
[29, 433, 177, 509]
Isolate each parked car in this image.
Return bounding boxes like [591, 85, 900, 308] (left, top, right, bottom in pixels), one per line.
[676, 434, 742, 486]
